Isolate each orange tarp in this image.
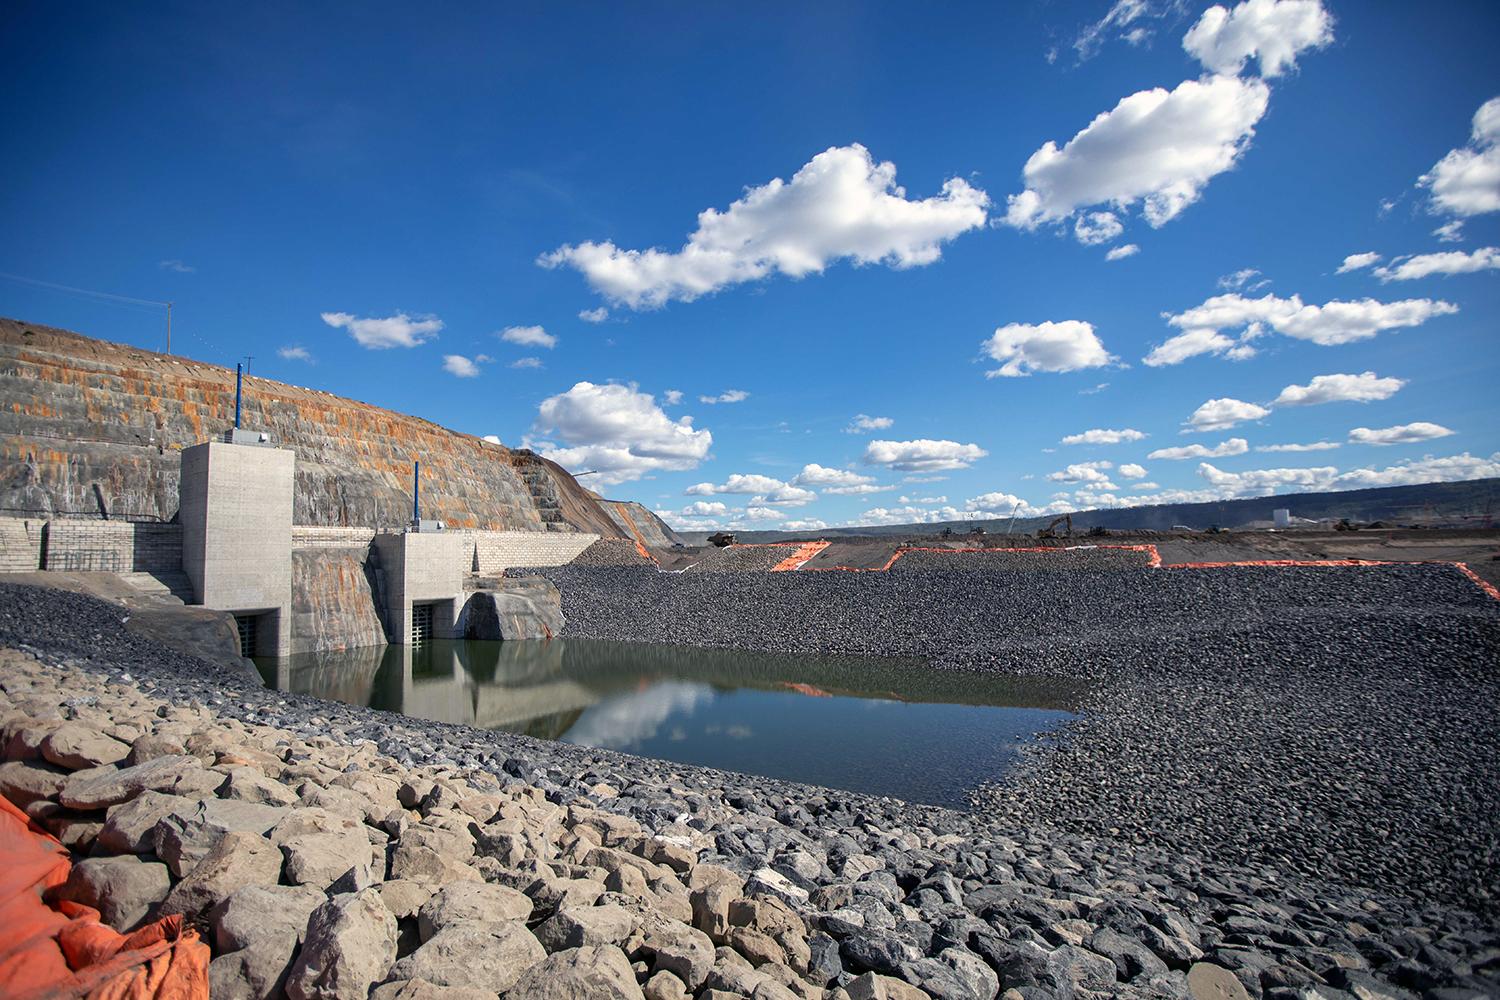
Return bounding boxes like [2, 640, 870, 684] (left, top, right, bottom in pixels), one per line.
[0, 796, 209, 1000]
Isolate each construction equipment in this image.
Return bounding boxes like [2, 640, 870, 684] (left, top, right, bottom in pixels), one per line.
[1037, 514, 1072, 539]
[707, 532, 736, 547]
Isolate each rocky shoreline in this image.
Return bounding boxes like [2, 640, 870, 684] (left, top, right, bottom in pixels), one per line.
[2, 579, 1498, 999]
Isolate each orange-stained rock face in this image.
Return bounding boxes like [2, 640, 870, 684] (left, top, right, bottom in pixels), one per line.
[0, 318, 620, 535]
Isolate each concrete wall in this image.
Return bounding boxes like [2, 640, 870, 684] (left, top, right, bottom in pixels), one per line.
[372, 531, 466, 645]
[0, 517, 46, 572]
[41, 520, 182, 574]
[466, 530, 599, 574]
[292, 526, 377, 548]
[180, 441, 295, 656]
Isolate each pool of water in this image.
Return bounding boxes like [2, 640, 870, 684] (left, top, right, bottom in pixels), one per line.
[256, 639, 1085, 808]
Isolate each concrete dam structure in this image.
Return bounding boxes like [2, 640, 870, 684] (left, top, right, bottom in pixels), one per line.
[0, 317, 680, 656]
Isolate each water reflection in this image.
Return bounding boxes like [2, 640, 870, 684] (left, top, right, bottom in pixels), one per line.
[257, 639, 1086, 807]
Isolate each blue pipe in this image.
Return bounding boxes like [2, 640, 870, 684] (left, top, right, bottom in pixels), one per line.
[234, 364, 243, 429]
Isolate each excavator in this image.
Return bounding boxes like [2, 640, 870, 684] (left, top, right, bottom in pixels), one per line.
[1037, 514, 1073, 539]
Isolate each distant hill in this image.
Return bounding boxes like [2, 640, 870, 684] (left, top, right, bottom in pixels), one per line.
[675, 478, 1500, 544]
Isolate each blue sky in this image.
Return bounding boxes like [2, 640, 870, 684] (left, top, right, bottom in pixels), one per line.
[3, 0, 1497, 531]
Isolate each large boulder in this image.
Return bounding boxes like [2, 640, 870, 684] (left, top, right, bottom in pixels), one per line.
[160, 830, 285, 917]
[153, 798, 288, 877]
[286, 888, 399, 1000]
[97, 790, 196, 854]
[41, 724, 130, 770]
[416, 882, 533, 942]
[535, 903, 637, 952]
[506, 945, 645, 1000]
[207, 884, 329, 1000]
[59, 754, 204, 809]
[390, 921, 545, 994]
[53, 855, 171, 932]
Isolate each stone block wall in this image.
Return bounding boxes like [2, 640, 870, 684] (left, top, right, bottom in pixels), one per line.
[42, 520, 183, 574]
[467, 530, 599, 574]
[0, 517, 45, 572]
[292, 526, 377, 549]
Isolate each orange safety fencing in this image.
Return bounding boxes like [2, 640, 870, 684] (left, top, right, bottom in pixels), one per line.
[787, 542, 1500, 601]
[0, 797, 208, 1000]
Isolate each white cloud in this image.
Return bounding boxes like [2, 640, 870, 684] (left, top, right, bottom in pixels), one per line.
[1348, 422, 1455, 446]
[1332, 452, 1498, 487]
[682, 501, 729, 517]
[864, 439, 988, 472]
[532, 381, 712, 485]
[792, 464, 874, 488]
[663, 390, 684, 405]
[1418, 96, 1500, 218]
[1336, 251, 1382, 274]
[982, 320, 1115, 377]
[1047, 460, 1116, 487]
[1197, 460, 1335, 493]
[1002, 75, 1270, 233]
[698, 389, 750, 404]
[1433, 221, 1465, 243]
[540, 144, 988, 309]
[1105, 244, 1140, 261]
[1081, 383, 1110, 395]
[1119, 463, 1149, 478]
[1255, 440, 1339, 452]
[782, 518, 829, 531]
[1074, 211, 1124, 245]
[1217, 267, 1269, 290]
[500, 325, 557, 349]
[482, 435, 502, 444]
[510, 357, 543, 369]
[745, 506, 787, 521]
[1149, 437, 1250, 459]
[277, 345, 313, 362]
[1273, 371, 1405, 406]
[1146, 292, 1458, 365]
[1373, 246, 1500, 282]
[965, 491, 1031, 512]
[685, 474, 815, 506]
[1182, 0, 1334, 78]
[1185, 398, 1270, 432]
[579, 307, 609, 323]
[845, 414, 894, 433]
[822, 483, 892, 496]
[321, 311, 442, 349]
[1060, 427, 1146, 445]
[442, 354, 482, 378]
[1073, 0, 1154, 62]
[899, 495, 948, 505]
[159, 259, 195, 273]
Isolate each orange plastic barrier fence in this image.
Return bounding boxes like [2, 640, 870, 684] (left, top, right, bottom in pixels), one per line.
[0, 797, 209, 1000]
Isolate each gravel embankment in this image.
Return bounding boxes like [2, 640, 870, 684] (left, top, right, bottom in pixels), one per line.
[3, 578, 1499, 999]
[516, 559, 1500, 923]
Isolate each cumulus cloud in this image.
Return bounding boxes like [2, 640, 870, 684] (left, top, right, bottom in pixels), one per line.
[1255, 440, 1339, 452]
[1336, 252, 1381, 274]
[1185, 398, 1270, 432]
[792, 464, 874, 488]
[1149, 437, 1249, 459]
[1105, 244, 1140, 261]
[532, 382, 712, 484]
[1145, 292, 1458, 365]
[682, 501, 729, 517]
[500, 325, 557, 349]
[1332, 452, 1498, 487]
[510, 357, 543, 369]
[686, 474, 815, 506]
[482, 435, 502, 444]
[983, 320, 1115, 377]
[845, 414, 894, 433]
[663, 390, 684, 405]
[1061, 427, 1146, 445]
[1373, 247, 1500, 282]
[321, 311, 442, 349]
[1182, 0, 1333, 78]
[578, 307, 609, 323]
[1002, 75, 1270, 235]
[745, 506, 787, 521]
[1197, 460, 1335, 493]
[1273, 371, 1405, 406]
[1047, 461, 1116, 487]
[864, 439, 988, 473]
[277, 345, 313, 362]
[782, 518, 829, 531]
[442, 354, 482, 378]
[698, 389, 749, 404]
[965, 491, 1031, 512]
[1074, 211, 1124, 245]
[1418, 96, 1500, 218]
[1348, 422, 1455, 446]
[540, 144, 988, 309]
[1118, 463, 1149, 479]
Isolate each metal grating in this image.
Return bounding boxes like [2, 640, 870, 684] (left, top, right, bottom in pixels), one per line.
[234, 614, 257, 658]
[411, 603, 435, 645]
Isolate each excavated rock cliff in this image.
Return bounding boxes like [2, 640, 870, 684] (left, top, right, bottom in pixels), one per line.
[0, 318, 624, 534]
